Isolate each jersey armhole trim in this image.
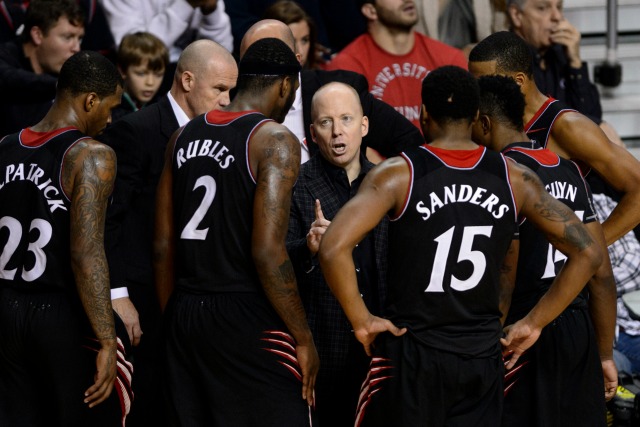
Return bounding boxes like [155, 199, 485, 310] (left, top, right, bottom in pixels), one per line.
[390, 153, 414, 221]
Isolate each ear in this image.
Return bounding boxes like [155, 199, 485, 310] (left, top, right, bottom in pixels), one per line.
[84, 93, 99, 112]
[181, 71, 194, 92]
[280, 76, 291, 98]
[361, 115, 369, 138]
[30, 26, 44, 46]
[420, 104, 429, 127]
[507, 4, 523, 29]
[117, 65, 127, 79]
[479, 114, 491, 135]
[512, 71, 527, 87]
[310, 123, 317, 143]
[361, 3, 377, 21]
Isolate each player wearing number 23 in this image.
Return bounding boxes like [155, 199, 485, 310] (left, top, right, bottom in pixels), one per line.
[0, 52, 131, 426]
[318, 66, 604, 426]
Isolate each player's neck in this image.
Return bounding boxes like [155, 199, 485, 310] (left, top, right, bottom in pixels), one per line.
[226, 93, 273, 118]
[493, 128, 529, 152]
[522, 85, 549, 125]
[369, 24, 415, 55]
[31, 101, 84, 134]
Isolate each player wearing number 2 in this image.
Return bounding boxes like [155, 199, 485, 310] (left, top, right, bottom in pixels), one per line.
[0, 51, 132, 426]
[318, 66, 603, 426]
[473, 75, 617, 426]
[153, 37, 318, 426]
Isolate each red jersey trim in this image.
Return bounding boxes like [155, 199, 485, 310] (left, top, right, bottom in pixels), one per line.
[524, 97, 556, 131]
[504, 147, 560, 167]
[422, 144, 485, 169]
[205, 109, 261, 125]
[19, 126, 80, 147]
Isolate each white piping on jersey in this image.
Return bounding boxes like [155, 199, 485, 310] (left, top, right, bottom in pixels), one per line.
[500, 155, 520, 225]
[390, 152, 415, 221]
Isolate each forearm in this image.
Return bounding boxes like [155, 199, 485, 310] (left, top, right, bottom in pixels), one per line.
[319, 243, 372, 329]
[602, 188, 640, 245]
[524, 251, 599, 330]
[254, 249, 313, 344]
[153, 236, 175, 312]
[72, 249, 117, 345]
[588, 272, 617, 360]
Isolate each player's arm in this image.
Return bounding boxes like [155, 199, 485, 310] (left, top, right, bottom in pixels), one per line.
[64, 140, 118, 407]
[319, 157, 408, 356]
[153, 130, 180, 313]
[499, 239, 519, 325]
[250, 123, 318, 406]
[550, 113, 640, 244]
[584, 221, 618, 401]
[502, 160, 603, 369]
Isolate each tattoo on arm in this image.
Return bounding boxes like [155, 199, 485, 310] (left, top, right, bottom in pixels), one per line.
[69, 144, 116, 342]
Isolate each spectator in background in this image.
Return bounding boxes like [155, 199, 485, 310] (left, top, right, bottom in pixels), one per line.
[99, 0, 233, 96]
[99, 0, 232, 61]
[414, 0, 508, 54]
[0, 0, 83, 137]
[112, 32, 169, 122]
[326, 0, 467, 130]
[0, 0, 116, 57]
[506, 0, 622, 144]
[263, 0, 318, 69]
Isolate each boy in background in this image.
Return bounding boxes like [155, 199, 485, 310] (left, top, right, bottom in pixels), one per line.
[114, 31, 168, 121]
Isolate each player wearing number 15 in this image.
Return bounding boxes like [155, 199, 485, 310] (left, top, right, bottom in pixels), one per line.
[153, 37, 318, 426]
[0, 51, 131, 426]
[318, 66, 604, 426]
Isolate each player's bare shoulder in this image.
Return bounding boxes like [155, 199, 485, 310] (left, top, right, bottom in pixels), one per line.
[62, 138, 116, 197]
[250, 122, 301, 176]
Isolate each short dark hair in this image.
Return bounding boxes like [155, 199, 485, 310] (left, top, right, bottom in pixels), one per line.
[117, 32, 169, 72]
[422, 66, 479, 124]
[57, 51, 123, 98]
[478, 75, 525, 131]
[21, 0, 85, 44]
[263, 0, 318, 69]
[237, 37, 301, 95]
[469, 31, 534, 77]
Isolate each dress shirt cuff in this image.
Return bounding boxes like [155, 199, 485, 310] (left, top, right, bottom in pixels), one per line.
[111, 287, 130, 300]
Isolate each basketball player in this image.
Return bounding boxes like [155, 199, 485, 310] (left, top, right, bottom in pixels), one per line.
[318, 66, 603, 426]
[153, 37, 319, 426]
[473, 74, 617, 425]
[468, 31, 640, 246]
[0, 51, 132, 426]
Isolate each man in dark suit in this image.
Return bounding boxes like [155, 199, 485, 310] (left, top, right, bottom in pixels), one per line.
[96, 39, 237, 427]
[286, 81, 388, 427]
[239, 19, 424, 163]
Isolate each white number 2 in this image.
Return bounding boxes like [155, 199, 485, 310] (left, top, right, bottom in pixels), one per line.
[425, 226, 493, 293]
[0, 216, 53, 282]
[180, 175, 217, 240]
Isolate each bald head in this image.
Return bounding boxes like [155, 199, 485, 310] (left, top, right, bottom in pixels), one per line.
[176, 39, 235, 77]
[172, 39, 238, 118]
[311, 82, 363, 122]
[240, 19, 296, 58]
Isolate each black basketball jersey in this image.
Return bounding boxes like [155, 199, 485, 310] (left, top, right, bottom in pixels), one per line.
[525, 97, 575, 149]
[171, 110, 273, 294]
[387, 145, 518, 357]
[0, 127, 90, 292]
[502, 142, 597, 322]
